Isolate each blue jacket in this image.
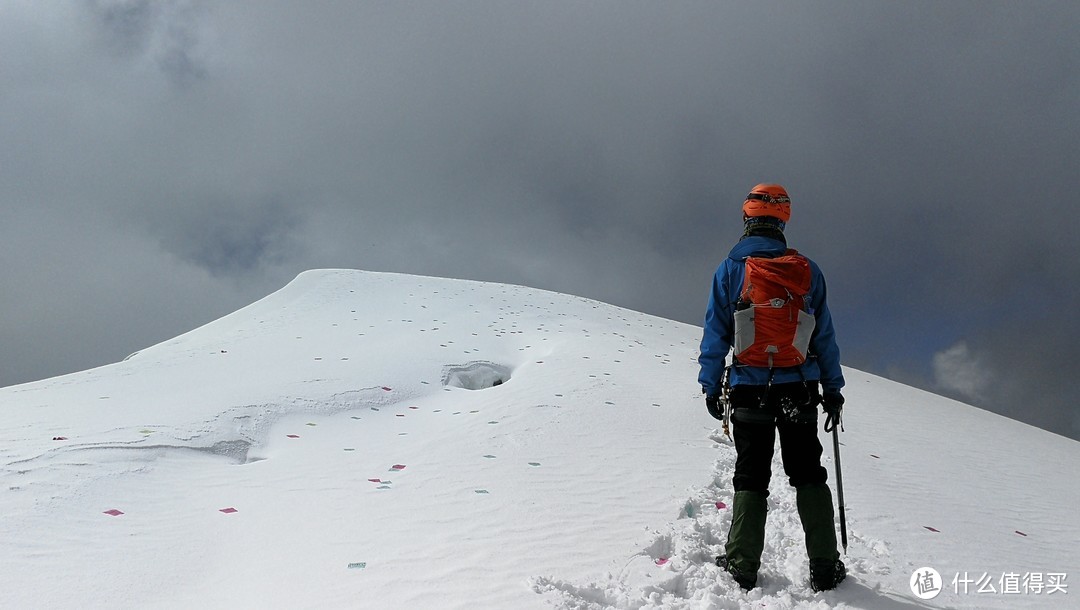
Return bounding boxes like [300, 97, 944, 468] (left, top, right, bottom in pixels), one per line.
[698, 235, 844, 395]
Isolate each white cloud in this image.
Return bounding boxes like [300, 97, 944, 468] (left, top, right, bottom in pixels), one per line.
[932, 341, 992, 402]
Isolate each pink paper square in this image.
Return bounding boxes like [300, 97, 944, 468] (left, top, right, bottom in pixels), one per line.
[715, 501, 727, 510]
[286, 434, 300, 438]
[391, 464, 406, 471]
[103, 509, 124, 516]
[219, 507, 238, 514]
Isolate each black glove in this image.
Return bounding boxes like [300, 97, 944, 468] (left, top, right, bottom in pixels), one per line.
[705, 394, 724, 421]
[822, 391, 844, 432]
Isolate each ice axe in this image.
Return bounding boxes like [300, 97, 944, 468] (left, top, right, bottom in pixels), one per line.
[825, 407, 847, 554]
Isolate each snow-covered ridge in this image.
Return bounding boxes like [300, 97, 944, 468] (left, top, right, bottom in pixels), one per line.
[1, 270, 1077, 609]
[5, 270, 671, 459]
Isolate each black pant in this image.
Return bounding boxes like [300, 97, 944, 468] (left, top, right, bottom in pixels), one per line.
[730, 382, 828, 493]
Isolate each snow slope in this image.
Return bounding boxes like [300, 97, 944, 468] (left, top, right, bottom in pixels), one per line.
[1, 270, 1076, 609]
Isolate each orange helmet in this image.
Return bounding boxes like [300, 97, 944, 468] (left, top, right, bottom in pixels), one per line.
[742, 183, 791, 223]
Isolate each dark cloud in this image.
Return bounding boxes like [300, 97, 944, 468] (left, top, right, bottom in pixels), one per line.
[1, 2, 1078, 440]
[87, 0, 210, 85]
[93, 0, 157, 56]
[151, 196, 306, 277]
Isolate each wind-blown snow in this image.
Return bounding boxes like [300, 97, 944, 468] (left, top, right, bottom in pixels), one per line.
[1, 270, 1076, 609]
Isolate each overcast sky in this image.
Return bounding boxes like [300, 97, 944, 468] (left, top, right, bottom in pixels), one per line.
[2, 1, 1078, 440]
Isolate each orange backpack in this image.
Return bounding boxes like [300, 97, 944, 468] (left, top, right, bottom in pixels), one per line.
[733, 250, 816, 368]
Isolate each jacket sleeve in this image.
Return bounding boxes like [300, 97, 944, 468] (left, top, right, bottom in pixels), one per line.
[807, 262, 845, 392]
[698, 262, 734, 395]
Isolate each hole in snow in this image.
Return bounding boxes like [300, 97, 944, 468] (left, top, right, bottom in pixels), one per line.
[442, 361, 513, 390]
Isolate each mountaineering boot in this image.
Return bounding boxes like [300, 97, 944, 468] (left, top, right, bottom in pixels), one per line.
[796, 483, 845, 591]
[716, 554, 756, 591]
[720, 490, 768, 590]
[809, 558, 847, 592]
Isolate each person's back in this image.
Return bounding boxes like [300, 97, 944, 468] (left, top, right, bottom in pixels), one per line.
[698, 183, 847, 592]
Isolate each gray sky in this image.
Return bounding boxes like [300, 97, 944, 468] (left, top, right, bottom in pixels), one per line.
[3, 1, 1078, 440]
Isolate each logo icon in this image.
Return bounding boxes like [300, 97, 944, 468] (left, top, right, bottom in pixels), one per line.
[910, 567, 943, 600]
